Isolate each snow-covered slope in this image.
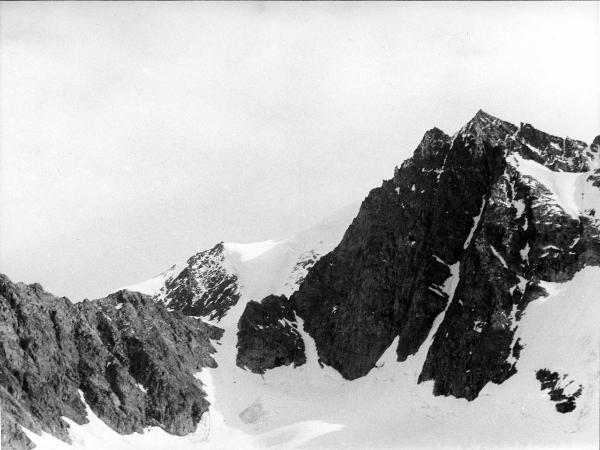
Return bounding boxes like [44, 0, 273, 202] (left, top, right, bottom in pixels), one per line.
[121, 263, 186, 297]
[507, 153, 600, 219]
[119, 203, 358, 312]
[24, 266, 600, 449]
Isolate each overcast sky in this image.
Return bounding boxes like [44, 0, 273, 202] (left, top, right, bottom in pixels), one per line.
[1, 2, 598, 301]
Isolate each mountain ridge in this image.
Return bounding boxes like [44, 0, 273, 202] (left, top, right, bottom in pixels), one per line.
[2, 110, 599, 449]
[0, 275, 221, 450]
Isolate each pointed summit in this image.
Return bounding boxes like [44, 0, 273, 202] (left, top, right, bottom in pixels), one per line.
[419, 126, 450, 147]
[465, 109, 500, 127]
[473, 108, 493, 120]
[413, 126, 451, 162]
[464, 109, 514, 130]
[459, 109, 518, 144]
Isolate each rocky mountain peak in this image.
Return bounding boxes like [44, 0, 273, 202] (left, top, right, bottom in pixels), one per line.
[1, 110, 598, 450]
[158, 242, 240, 322]
[458, 109, 518, 144]
[412, 127, 450, 162]
[469, 109, 502, 126]
[288, 111, 599, 396]
[420, 126, 450, 146]
[419, 110, 597, 174]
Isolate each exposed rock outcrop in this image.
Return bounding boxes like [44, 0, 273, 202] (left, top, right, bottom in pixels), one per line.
[159, 243, 240, 321]
[418, 149, 599, 399]
[236, 295, 305, 374]
[535, 368, 583, 413]
[517, 123, 592, 172]
[0, 275, 222, 450]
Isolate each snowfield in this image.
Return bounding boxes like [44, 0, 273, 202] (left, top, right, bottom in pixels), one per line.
[118, 203, 359, 300]
[507, 154, 599, 219]
[23, 266, 600, 449]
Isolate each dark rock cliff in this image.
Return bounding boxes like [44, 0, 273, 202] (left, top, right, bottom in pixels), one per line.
[419, 160, 598, 399]
[0, 275, 222, 450]
[289, 110, 600, 398]
[290, 111, 510, 380]
[236, 295, 306, 374]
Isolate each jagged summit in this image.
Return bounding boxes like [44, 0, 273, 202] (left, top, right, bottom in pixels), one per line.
[438, 110, 598, 173]
[412, 127, 450, 162]
[421, 126, 449, 142]
[401, 110, 597, 183]
[516, 122, 596, 172]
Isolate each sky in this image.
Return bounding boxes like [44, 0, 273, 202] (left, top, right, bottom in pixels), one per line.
[1, 2, 598, 301]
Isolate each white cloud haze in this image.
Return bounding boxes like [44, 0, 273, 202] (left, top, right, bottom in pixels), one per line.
[1, 2, 598, 300]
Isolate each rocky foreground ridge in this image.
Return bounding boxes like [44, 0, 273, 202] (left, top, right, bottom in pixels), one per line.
[0, 275, 221, 450]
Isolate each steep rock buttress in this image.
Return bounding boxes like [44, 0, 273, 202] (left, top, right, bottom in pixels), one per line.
[287, 111, 599, 399]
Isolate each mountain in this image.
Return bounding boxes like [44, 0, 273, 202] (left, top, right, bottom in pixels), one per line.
[2, 111, 599, 449]
[1, 203, 357, 449]
[119, 203, 359, 321]
[291, 110, 600, 400]
[0, 277, 221, 450]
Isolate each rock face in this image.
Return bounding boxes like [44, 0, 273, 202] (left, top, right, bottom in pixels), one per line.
[290, 110, 600, 399]
[0, 275, 222, 450]
[291, 112, 509, 380]
[535, 368, 583, 413]
[236, 295, 305, 374]
[159, 243, 240, 321]
[517, 123, 592, 172]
